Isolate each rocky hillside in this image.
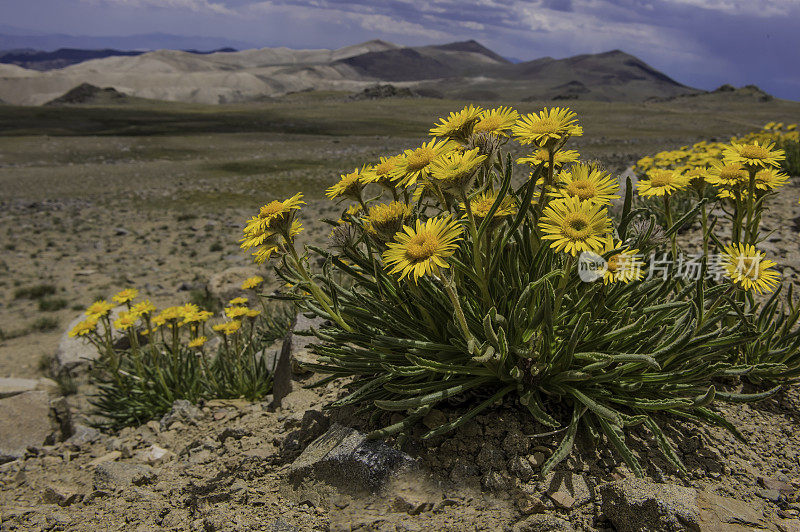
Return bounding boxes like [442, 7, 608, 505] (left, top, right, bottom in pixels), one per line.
[0, 40, 699, 105]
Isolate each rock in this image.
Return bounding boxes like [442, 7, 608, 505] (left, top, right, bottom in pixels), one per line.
[599, 478, 700, 532]
[0, 378, 38, 398]
[281, 409, 330, 457]
[777, 519, 800, 532]
[540, 472, 593, 507]
[138, 445, 174, 466]
[549, 490, 576, 509]
[271, 329, 293, 409]
[422, 409, 447, 430]
[697, 491, 769, 530]
[758, 488, 782, 502]
[287, 313, 325, 374]
[760, 476, 795, 494]
[159, 400, 203, 429]
[513, 514, 575, 532]
[53, 308, 126, 376]
[93, 462, 156, 491]
[0, 391, 56, 463]
[288, 423, 415, 493]
[41, 485, 83, 507]
[88, 451, 122, 467]
[206, 266, 259, 306]
[66, 423, 102, 447]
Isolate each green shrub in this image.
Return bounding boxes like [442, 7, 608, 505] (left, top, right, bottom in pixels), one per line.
[240, 105, 797, 476]
[31, 316, 59, 332]
[14, 284, 57, 300]
[38, 298, 68, 312]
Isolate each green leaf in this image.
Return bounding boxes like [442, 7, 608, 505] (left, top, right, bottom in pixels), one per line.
[541, 405, 582, 476]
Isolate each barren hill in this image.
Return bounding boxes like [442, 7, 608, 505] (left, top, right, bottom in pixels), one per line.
[0, 40, 701, 105]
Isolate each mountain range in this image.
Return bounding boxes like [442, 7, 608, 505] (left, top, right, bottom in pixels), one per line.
[0, 38, 701, 106]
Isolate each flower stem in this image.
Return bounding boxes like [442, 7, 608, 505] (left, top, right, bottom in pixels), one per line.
[443, 274, 475, 346]
[288, 245, 353, 332]
[664, 195, 677, 259]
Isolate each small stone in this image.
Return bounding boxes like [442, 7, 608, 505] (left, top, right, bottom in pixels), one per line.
[509, 456, 535, 481]
[528, 452, 546, 468]
[93, 462, 156, 491]
[159, 399, 203, 429]
[66, 424, 102, 447]
[139, 445, 174, 466]
[0, 378, 39, 398]
[549, 491, 575, 509]
[88, 450, 122, 467]
[41, 485, 82, 507]
[760, 476, 795, 494]
[758, 488, 782, 502]
[599, 478, 700, 532]
[0, 391, 55, 463]
[777, 519, 800, 532]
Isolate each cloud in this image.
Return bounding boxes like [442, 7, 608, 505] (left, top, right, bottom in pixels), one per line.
[82, 0, 235, 15]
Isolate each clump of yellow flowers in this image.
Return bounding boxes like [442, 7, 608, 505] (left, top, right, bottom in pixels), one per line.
[75, 278, 291, 429]
[239, 106, 798, 477]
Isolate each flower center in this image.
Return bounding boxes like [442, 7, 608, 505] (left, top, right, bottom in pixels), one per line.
[530, 117, 558, 134]
[405, 233, 439, 262]
[739, 145, 769, 159]
[476, 116, 502, 132]
[563, 213, 591, 239]
[566, 180, 596, 200]
[649, 172, 672, 187]
[736, 257, 760, 279]
[406, 148, 435, 171]
[259, 202, 282, 218]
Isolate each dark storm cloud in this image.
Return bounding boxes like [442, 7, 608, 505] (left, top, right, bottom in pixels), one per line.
[2, 0, 799, 99]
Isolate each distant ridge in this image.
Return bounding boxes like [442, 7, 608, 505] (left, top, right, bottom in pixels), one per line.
[0, 39, 702, 105]
[0, 47, 239, 71]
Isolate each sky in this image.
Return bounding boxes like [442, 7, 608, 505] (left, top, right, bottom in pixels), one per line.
[2, 0, 800, 100]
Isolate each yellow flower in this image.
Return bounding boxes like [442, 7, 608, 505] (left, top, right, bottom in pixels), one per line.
[152, 306, 185, 327]
[429, 147, 487, 194]
[722, 243, 780, 294]
[241, 276, 264, 290]
[326, 167, 368, 201]
[225, 306, 250, 320]
[85, 300, 114, 317]
[473, 106, 519, 136]
[429, 105, 483, 140]
[539, 196, 611, 256]
[362, 155, 404, 189]
[112, 288, 138, 304]
[512, 107, 583, 149]
[464, 191, 517, 225]
[181, 305, 212, 326]
[383, 216, 463, 283]
[552, 163, 619, 206]
[636, 169, 689, 197]
[706, 160, 748, 188]
[246, 309, 261, 319]
[212, 321, 241, 336]
[228, 297, 248, 306]
[188, 336, 207, 348]
[241, 194, 304, 264]
[131, 300, 156, 317]
[366, 201, 414, 241]
[397, 139, 456, 187]
[518, 149, 580, 169]
[723, 140, 785, 169]
[113, 311, 137, 331]
[754, 168, 789, 190]
[69, 316, 99, 338]
[600, 241, 643, 285]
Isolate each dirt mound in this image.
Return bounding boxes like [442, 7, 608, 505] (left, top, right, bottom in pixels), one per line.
[349, 84, 416, 100]
[44, 83, 128, 106]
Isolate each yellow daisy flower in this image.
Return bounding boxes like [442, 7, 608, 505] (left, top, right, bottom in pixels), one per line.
[326, 167, 368, 201]
[241, 193, 304, 264]
[366, 201, 414, 241]
[512, 107, 583, 149]
[518, 149, 580, 169]
[723, 140, 785, 169]
[241, 276, 264, 290]
[429, 147, 487, 194]
[188, 336, 207, 348]
[152, 306, 185, 327]
[600, 241, 643, 285]
[112, 288, 138, 304]
[722, 243, 780, 294]
[113, 311, 137, 331]
[69, 316, 99, 338]
[225, 306, 250, 320]
[636, 169, 689, 197]
[249, 220, 303, 264]
[473, 106, 519, 136]
[131, 300, 156, 317]
[464, 191, 517, 226]
[362, 155, 405, 189]
[429, 104, 483, 140]
[397, 139, 456, 187]
[383, 216, 463, 283]
[539, 196, 611, 256]
[85, 300, 114, 317]
[246, 309, 261, 319]
[228, 297, 248, 306]
[755, 168, 789, 190]
[212, 321, 241, 336]
[706, 160, 748, 188]
[552, 163, 619, 206]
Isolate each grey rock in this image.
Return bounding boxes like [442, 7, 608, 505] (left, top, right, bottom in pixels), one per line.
[757, 488, 781, 502]
[0, 377, 38, 399]
[0, 391, 55, 463]
[268, 519, 298, 532]
[41, 485, 83, 507]
[53, 308, 126, 376]
[540, 471, 594, 507]
[697, 491, 768, 529]
[159, 399, 203, 430]
[288, 313, 325, 374]
[93, 462, 156, 491]
[600, 478, 700, 532]
[271, 326, 294, 409]
[206, 266, 260, 306]
[513, 514, 575, 532]
[288, 423, 415, 493]
[281, 409, 330, 457]
[66, 423, 102, 447]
